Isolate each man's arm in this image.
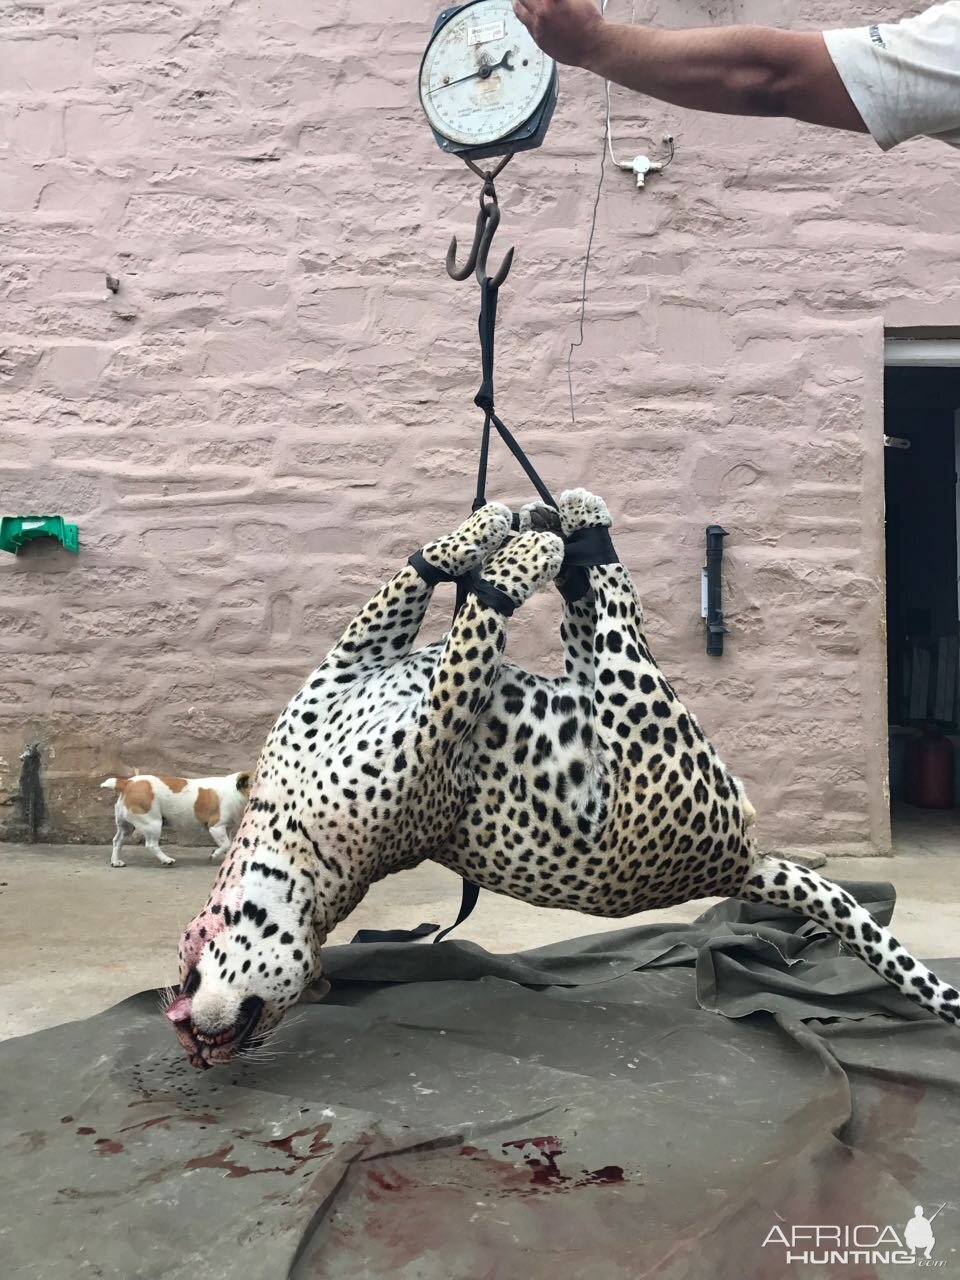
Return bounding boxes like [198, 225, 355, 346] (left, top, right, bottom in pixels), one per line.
[513, 0, 868, 132]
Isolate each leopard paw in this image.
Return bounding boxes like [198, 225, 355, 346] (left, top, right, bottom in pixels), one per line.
[420, 502, 512, 578]
[517, 501, 562, 535]
[480, 531, 564, 606]
[558, 488, 612, 537]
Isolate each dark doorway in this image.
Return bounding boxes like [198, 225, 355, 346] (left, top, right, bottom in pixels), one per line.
[884, 365, 960, 825]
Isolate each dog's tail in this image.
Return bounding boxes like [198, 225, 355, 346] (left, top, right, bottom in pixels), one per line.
[741, 855, 960, 1027]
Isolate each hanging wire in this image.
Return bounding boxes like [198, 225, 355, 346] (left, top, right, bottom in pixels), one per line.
[566, 0, 611, 426]
[566, 0, 675, 424]
[604, 54, 624, 167]
[566, 131, 606, 426]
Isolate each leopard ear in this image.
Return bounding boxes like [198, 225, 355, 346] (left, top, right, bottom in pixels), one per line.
[236, 772, 253, 795]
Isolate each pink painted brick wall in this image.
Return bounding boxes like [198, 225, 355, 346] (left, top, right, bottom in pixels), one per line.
[1, 0, 955, 851]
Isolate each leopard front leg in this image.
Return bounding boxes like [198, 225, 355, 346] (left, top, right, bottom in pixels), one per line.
[258, 503, 515, 796]
[520, 489, 616, 689]
[586, 561, 667, 763]
[403, 530, 565, 851]
[323, 502, 512, 676]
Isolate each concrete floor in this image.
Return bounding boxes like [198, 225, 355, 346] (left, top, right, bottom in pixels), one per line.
[890, 802, 960, 856]
[1, 805, 957, 1043]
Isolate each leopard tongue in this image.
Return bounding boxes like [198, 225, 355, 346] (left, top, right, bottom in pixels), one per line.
[164, 994, 193, 1023]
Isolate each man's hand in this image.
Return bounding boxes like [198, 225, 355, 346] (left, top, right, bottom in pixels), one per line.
[513, 0, 605, 68]
[515, 0, 867, 135]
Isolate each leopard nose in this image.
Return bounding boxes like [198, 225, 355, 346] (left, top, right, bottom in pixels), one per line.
[182, 966, 201, 996]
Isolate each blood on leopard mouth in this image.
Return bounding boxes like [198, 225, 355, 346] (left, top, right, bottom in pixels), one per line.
[192, 1025, 241, 1047]
[167, 994, 265, 1068]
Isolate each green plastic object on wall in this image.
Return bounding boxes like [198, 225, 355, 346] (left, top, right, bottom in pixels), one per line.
[0, 516, 79, 555]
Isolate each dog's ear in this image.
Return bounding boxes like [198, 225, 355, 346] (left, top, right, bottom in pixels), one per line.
[236, 772, 253, 795]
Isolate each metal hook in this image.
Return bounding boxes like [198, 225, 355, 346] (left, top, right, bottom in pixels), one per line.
[446, 180, 514, 288]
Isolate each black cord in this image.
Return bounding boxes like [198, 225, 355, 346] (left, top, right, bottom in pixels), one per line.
[567, 118, 607, 425]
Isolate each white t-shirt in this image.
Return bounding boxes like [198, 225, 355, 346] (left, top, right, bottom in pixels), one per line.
[824, 2, 960, 149]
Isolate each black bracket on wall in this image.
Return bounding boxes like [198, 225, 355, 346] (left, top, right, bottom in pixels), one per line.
[19, 743, 45, 841]
[703, 525, 728, 657]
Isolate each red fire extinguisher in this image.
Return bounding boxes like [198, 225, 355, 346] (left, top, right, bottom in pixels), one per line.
[905, 725, 955, 809]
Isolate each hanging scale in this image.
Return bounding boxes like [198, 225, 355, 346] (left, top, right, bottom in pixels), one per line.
[418, 0, 560, 514]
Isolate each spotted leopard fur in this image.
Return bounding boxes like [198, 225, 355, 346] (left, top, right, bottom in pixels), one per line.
[166, 491, 959, 1068]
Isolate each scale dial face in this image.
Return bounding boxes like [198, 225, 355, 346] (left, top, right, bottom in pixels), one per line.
[419, 0, 555, 149]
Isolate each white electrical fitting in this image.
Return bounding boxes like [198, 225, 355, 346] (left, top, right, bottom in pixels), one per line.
[601, 0, 675, 190]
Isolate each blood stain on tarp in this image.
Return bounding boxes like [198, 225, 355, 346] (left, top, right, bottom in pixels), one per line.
[497, 1137, 627, 1191]
[327, 1143, 636, 1272]
[77, 1127, 96, 1136]
[120, 1114, 174, 1135]
[584, 1165, 625, 1184]
[185, 1127, 334, 1180]
[502, 1136, 568, 1186]
[259, 1123, 332, 1159]
[367, 1168, 414, 1193]
[185, 1145, 259, 1178]
[94, 1138, 124, 1155]
[60, 1116, 74, 1124]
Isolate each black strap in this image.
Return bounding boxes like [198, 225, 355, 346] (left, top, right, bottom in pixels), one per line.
[349, 884, 481, 946]
[433, 878, 480, 943]
[408, 550, 457, 587]
[470, 271, 557, 513]
[474, 278, 497, 415]
[351, 921, 439, 944]
[409, 554, 515, 617]
[393, 172, 555, 950]
[454, 572, 471, 617]
[472, 409, 557, 513]
[462, 567, 516, 617]
[557, 525, 620, 604]
[473, 413, 494, 512]
[562, 525, 619, 569]
[491, 413, 557, 507]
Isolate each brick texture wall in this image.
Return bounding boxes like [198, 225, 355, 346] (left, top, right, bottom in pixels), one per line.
[1, 0, 956, 850]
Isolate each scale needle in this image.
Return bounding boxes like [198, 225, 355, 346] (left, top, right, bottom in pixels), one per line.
[428, 51, 514, 94]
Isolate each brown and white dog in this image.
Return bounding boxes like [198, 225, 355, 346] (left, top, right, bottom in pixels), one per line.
[100, 772, 253, 868]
